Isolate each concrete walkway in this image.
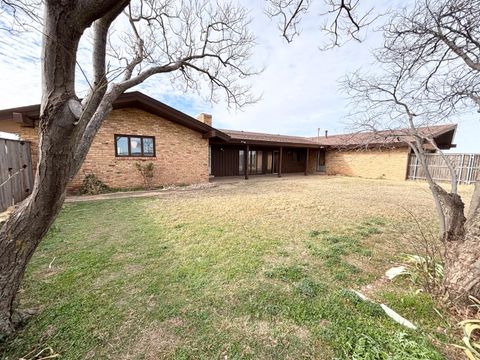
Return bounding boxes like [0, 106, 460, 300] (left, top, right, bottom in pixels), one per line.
[65, 173, 325, 203]
[65, 183, 216, 203]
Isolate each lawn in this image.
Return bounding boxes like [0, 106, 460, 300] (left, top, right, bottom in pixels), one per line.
[1, 176, 474, 359]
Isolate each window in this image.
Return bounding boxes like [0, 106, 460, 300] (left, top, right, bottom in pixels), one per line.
[256, 151, 263, 173]
[115, 135, 156, 157]
[316, 149, 326, 172]
[239, 150, 245, 174]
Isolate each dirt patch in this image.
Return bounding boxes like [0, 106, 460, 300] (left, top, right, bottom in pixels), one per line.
[359, 276, 391, 298]
[118, 319, 183, 360]
[218, 316, 311, 346]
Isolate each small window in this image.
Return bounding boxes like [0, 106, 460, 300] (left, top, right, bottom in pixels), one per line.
[116, 136, 129, 156]
[115, 135, 155, 157]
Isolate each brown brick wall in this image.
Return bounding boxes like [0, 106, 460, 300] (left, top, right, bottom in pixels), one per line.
[325, 147, 410, 181]
[0, 108, 209, 190]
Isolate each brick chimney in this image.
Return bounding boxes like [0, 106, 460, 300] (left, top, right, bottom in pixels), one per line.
[196, 113, 212, 126]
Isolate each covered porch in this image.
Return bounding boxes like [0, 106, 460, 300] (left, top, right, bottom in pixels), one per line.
[209, 141, 326, 179]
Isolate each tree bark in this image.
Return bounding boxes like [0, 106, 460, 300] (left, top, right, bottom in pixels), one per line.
[443, 233, 480, 305]
[0, 0, 126, 336]
[409, 140, 480, 306]
[443, 181, 480, 305]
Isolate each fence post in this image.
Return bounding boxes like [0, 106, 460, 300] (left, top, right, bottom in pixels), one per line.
[412, 154, 419, 180]
[466, 154, 474, 185]
[460, 153, 465, 184]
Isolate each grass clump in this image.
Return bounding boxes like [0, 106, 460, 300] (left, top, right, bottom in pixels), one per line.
[306, 218, 387, 285]
[295, 278, 327, 297]
[264, 264, 307, 282]
[309, 229, 330, 238]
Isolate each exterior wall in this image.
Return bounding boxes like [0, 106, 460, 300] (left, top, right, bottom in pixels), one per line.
[307, 148, 320, 174]
[0, 108, 209, 190]
[210, 145, 318, 176]
[281, 148, 306, 173]
[325, 147, 410, 181]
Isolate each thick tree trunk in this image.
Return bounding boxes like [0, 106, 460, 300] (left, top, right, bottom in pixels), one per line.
[0, 0, 128, 336]
[443, 234, 480, 305]
[443, 181, 480, 305]
[416, 143, 480, 306]
[0, 106, 78, 335]
[0, 2, 92, 336]
[0, 2, 80, 335]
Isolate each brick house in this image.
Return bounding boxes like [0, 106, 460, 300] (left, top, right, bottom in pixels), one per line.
[0, 91, 457, 190]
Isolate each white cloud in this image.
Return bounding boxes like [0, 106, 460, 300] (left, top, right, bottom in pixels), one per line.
[0, 0, 478, 152]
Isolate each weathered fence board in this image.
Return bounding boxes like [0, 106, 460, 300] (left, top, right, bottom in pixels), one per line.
[0, 138, 33, 212]
[407, 153, 480, 184]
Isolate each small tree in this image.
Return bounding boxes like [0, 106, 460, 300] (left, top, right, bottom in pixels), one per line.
[135, 162, 155, 190]
[343, 0, 480, 306]
[0, 0, 256, 335]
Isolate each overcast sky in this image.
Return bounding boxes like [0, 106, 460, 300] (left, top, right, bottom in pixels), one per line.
[0, 1, 478, 151]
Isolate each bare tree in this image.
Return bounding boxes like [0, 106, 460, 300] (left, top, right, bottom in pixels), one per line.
[0, 0, 256, 335]
[265, 0, 376, 47]
[344, 0, 480, 306]
[383, 0, 480, 113]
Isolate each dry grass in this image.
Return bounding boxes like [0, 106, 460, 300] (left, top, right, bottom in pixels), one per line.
[1, 175, 473, 359]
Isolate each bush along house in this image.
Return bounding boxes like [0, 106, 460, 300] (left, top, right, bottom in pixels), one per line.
[0, 91, 457, 191]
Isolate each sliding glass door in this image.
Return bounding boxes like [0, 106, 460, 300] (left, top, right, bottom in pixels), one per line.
[236, 149, 289, 175]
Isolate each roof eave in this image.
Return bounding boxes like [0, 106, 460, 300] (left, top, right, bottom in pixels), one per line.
[226, 139, 322, 148]
[0, 91, 231, 140]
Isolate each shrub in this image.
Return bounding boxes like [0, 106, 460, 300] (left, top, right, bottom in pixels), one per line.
[135, 162, 155, 190]
[78, 174, 110, 195]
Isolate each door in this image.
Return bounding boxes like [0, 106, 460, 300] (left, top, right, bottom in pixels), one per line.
[272, 151, 279, 173]
[316, 149, 326, 172]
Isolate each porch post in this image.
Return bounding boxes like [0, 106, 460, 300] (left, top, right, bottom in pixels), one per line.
[305, 148, 309, 176]
[278, 146, 283, 178]
[245, 144, 249, 180]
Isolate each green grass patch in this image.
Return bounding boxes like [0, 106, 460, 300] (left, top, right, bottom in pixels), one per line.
[264, 264, 307, 282]
[0, 178, 455, 359]
[306, 218, 387, 285]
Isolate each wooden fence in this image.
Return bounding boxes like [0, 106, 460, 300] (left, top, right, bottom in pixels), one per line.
[407, 153, 480, 184]
[0, 138, 34, 212]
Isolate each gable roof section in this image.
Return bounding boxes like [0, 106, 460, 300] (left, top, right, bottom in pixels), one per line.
[0, 91, 230, 141]
[309, 124, 457, 149]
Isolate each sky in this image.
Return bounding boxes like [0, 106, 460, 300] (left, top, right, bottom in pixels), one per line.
[0, 1, 478, 152]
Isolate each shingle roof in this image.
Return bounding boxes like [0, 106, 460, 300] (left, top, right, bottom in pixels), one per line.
[219, 129, 321, 147]
[309, 124, 457, 148]
[219, 124, 456, 149]
[0, 90, 456, 149]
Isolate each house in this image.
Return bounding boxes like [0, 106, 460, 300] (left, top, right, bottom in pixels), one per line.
[0, 91, 457, 190]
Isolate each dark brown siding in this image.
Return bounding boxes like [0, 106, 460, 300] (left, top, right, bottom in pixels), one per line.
[211, 145, 241, 176]
[282, 148, 306, 173]
[211, 145, 309, 177]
